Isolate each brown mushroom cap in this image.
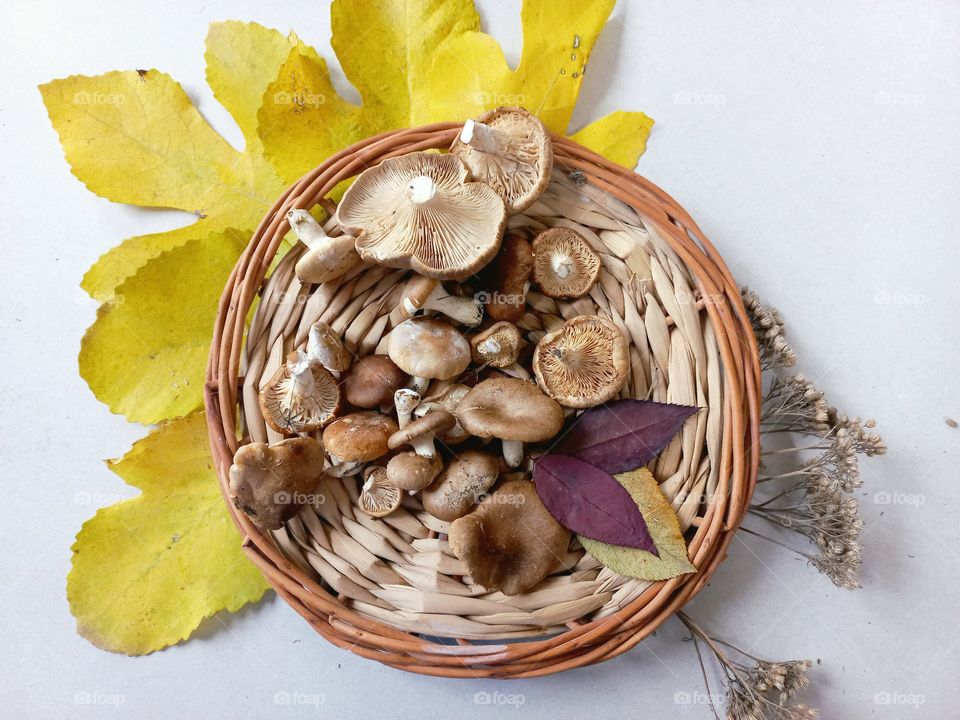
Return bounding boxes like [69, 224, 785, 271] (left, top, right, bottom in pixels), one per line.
[322, 411, 398, 462]
[387, 409, 456, 451]
[450, 107, 553, 213]
[342, 355, 407, 408]
[258, 353, 340, 434]
[358, 466, 402, 517]
[387, 317, 471, 380]
[485, 232, 533, 323]
[228, 438, 326, 530]
[336, 152, 507, 280]
[532, 315, 629, 408]
[531, 227, 601, 299]
[471, 321, 523, 367]
[415, 383, 471, 444]
[399, 275, 439, 319]
[421, 450, 499, 522]
[456, 377, 563, 442]
[386, 451, 443, 491]
[448, 479, 570, 595]
[306, 321, 352, 373]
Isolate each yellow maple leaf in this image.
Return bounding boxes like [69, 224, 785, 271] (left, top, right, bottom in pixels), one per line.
[68, 412, 269, 655]
[579, 468, 697, 581]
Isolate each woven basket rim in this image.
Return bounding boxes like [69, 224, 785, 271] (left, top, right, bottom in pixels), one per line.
[205, 121, 762, 677]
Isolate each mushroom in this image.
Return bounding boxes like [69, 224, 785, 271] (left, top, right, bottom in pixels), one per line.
[393, 388, 421, 428]
[258, 351, 340, 434]
[414, 383, 471, 444]
[342, 354, 407, 409]
[386, 451, 443, 492]
[322, 411, 398, 468]
[399, 275, 483, 327]
[450, 107, 553, 213]
[470, 321, 523, 367]
[456, 377, 564, 468]
[485, 232, 533, 323]
[305, 321, 352, 376]
[358, 466, 402, 517]
[336, 152, 507, 280]
[531, 227, 602, 299]
[388, 317, 471, 394]
[228, 437, 326, 531]
[387, 409, 456, 458]
[448, 479, 570, 595]
[421, 450, 499, 522]
[288, 208, 360, 284]
[532, 315, 629, 408]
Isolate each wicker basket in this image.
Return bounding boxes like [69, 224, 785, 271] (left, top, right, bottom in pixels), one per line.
[205, 122, 761, 677]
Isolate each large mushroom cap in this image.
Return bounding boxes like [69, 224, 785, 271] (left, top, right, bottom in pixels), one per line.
[532, 315, 629, 408]
[421, 450, 499, 522]
[388, 317, 471, 380]
[322, 411, 398, 462]
[336, 152, 507, 280]
[448, 479, 570, 595]
[531, 227, 601, 299]
[228, 438, 326, 530]
[450, 107, 553, 213]
[342, 355, 407, 409]
[258, 353, 340, 434]
[306, 321, 352, 373]
[456, 377, 563, 442]
[386, 452, 443, 491]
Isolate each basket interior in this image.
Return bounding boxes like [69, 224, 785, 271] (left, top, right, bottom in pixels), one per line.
[236, 168, 729, 641]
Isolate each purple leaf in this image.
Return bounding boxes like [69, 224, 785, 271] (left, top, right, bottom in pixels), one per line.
[555, 400, 698, 474]
[533, 455, 658, 554]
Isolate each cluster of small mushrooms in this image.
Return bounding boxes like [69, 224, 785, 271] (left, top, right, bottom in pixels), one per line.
[229, 108, 630, 595]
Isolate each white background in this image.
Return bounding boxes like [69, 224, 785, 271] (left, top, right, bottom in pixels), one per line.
[2, 1, 958, 717]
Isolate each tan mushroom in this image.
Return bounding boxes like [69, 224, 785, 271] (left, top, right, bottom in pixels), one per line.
[421, 450, 499, 522]
[485, 232, 533, 323]
[387, 409, 456, 458]
[531, 227, 601, 299]
[306, 321, 352, 376]
[399, 275, 483, 327]
[450, 107, 553, 213]
[228, 437, 326, 531]
[387, 317, 471, 394]
[532, 315, 629, 408]
[336, 152, 507, 280]
[358, 466, 402, 517]
[342, 355, 407, 409]
[471, 321, 523, 367]
[456, 377, 564, 467]
[414, 383, 471, 444]
[448, 479, 570, 595]
[393, 388, 421, 428]
[322, 411, 398, 466]
[258, 351, 340, 434]
[386, 451, 443, 492]
[288, 208, 360, 284]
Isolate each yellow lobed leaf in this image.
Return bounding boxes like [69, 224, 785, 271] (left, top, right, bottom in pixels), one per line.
[79, 229, 247, 424]
[572, 111, 655, 170]
[579, 468, 697, 581]
[414, 0, 616, 132]
[68, 412, 269, 655]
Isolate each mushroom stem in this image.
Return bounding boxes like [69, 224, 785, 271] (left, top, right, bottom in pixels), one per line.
[502, 439, 524, 468]
[285, 352, 318, 400]
[403, 286, 483, 327]
[327, 460, 362, 478]
[411, 435, 437, 458]
[460, 119, 506, 155]
[407, 175, 438, 204]
[477, 338, 502, 356]
[287, 209, 330, 251]
[394, 389, 421, 429]
[409, 376, 430, 395]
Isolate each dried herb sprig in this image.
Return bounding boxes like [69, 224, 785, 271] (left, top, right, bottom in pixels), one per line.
[678, 612, 818, 719]
[742, 288, 797, 370]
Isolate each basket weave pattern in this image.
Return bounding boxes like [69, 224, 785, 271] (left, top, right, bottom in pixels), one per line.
[206, 124, 761, 677]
